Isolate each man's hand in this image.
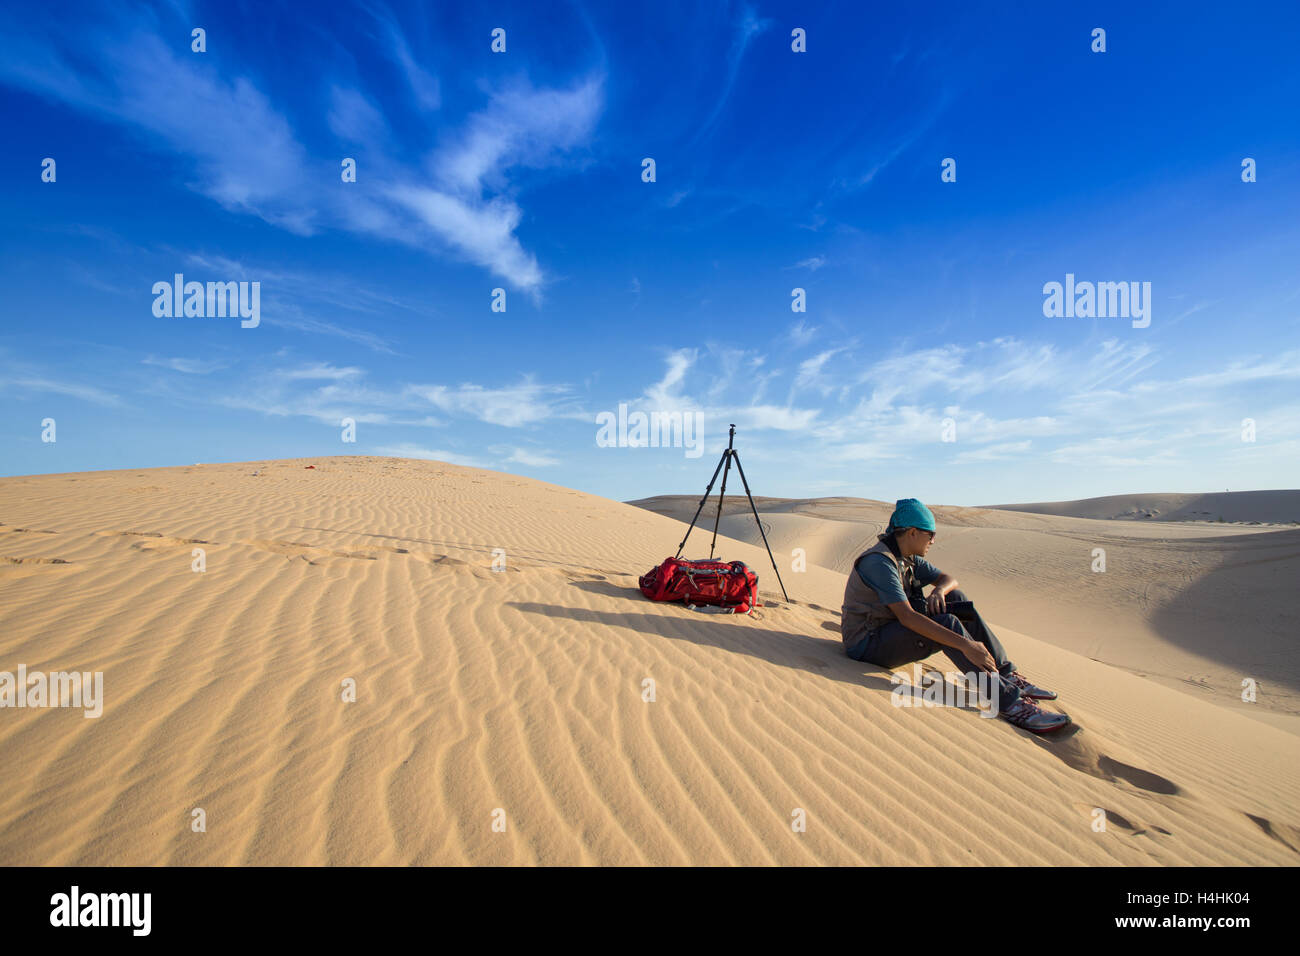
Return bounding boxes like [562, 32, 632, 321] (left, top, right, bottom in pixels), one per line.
[925, 588, 947, 615]
[966, 639, 997, 672]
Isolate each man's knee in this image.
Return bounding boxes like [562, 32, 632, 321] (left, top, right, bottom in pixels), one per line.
[946, 588, 969, 603]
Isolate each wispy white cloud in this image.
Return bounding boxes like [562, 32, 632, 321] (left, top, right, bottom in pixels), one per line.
[952, 440, 1033, 463]
[823, 442, 904, 463]
[374, 443, 485, 467]
[66, 263, 130, 295]
[383, 74, 603, 299]
[1046, 435, 1180, 469]
[364, 2, 441, 111]
[846, 138, 911, 190]
[793, 348, 845, 396]
[263, 304, 398, 355]
[216, 382, 400, 426]
[827, 88, 953, 196]
[1165, 299, 1214, 329]
[941, 409, 1064, 444]
[637, 349, 821, 439]
[276, 363, 365, 381]
[858, 337, 1157, 398]
[406, 378, 577, 427]
[728, 405, 821, 432]
[387, 188, 544, 294]
[0, 9, 601, 295]
[0, 348, 123, 406]
[788, 320, 819, 347]
[142, 356, 226, 375]
[327, 86, 388, 143]
[0, 375, 121, 406]
[644, 349, 697, 408]
[182, 252, 430, 320]
[703, 346, 764, 402]
[1159, 348, 1300, 390]
[498, 446, 561, 466]
[687, 3, 774, 147]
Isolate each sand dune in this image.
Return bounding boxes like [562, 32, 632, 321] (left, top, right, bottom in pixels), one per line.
[1, 459, 1297, 865]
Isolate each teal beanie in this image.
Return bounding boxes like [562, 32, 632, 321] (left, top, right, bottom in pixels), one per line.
[886, 498, 935, 534]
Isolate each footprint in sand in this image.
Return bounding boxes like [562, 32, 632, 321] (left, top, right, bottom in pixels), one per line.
[560, 569, 609, 582]
[1041, 730, 1183, 796]
[0, 555, 78, 578]
[1063, 737, 1300, 856]
[94, 530, 209, 551]
[1245, 813, 1300, 855]
[242, 539, 457, 566]
[244, 539, 380, 564]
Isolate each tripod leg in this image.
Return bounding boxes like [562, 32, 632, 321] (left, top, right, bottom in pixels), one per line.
[708, 451, 732, 561]
[731, 451, 790, 603]
[675, 450, 728, 559]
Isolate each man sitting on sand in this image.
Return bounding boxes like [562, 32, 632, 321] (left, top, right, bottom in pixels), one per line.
[841, 498, 1071, 733]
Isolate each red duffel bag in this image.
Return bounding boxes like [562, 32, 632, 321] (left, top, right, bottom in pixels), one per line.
[638, 557, 760, 615]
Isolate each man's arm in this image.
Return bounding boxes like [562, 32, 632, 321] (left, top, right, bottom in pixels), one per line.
[886, 600, 968, 650]
[930, 573, 958, 596]
[930, 572, 961, 616]
[886, 599, 996, 671]
[855, 555, 987, 666]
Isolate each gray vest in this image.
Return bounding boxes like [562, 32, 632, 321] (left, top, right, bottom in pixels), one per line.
[840, 536, 924, 647]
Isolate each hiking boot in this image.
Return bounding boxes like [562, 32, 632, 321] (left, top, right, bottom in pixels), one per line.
[1009, 670, 1057, 700]
[999, 696, 1071, 733]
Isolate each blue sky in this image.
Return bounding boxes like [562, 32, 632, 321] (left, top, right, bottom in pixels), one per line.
[2, 0, 1298, 505]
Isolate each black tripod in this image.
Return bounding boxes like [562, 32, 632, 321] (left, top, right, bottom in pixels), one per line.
[675, 424, 790, 604]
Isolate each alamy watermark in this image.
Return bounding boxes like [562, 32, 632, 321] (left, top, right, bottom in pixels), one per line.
[891, 664, 998, 718]
[1043, 273, 1150, 328]
[50, 886, 150, 936]
[0, 666, 103, 718]
[152, 273, 260, 328]
[595, 403, 704, 458]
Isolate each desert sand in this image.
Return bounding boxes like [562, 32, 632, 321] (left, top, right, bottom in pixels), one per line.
[1, 457, 1297, 865]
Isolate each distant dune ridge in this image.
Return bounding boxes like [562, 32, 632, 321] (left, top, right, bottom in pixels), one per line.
[980, 490, 1300, 525]
[1, 458, 1297, 865]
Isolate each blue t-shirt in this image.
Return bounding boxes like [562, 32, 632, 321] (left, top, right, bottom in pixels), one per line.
[855, 551, 942, 606]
